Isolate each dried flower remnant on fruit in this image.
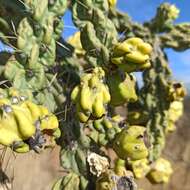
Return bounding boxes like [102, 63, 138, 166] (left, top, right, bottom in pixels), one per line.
[87, 152, 109, 177]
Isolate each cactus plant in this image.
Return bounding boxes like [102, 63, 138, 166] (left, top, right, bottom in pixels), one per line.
[0, 0, 189, 189]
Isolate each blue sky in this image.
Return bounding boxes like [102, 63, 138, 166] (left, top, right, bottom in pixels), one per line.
[116, 0, 190, 86]
[62, 0, 190, 87]
[0, 0, 190, 87]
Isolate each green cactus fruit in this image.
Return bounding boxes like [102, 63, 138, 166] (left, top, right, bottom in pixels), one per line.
[113, 126, 148, 160]
[107, 72, 138, 106]
[106, 128, 116, 141]
[102, 118, 113, 129]
[96, 170, 137, 190]
[93, 119, 105, 133]
[127, 110, 149, 125]
[98, 133, 108, 146]
[13, 142, 30, 153]
[114, 159, 127, 176]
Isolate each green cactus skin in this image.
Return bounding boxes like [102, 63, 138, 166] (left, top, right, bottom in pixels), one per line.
[71, 0, 117, 67]
[0, 0, 67, 112]
[113, 126, 148, 161]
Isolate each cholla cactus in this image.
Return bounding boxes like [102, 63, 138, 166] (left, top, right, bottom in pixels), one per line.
[0, 88, 60, 153]
[0, 1, 189, 189]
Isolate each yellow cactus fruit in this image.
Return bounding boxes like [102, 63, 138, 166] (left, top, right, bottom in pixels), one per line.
[168, 82, 186, 101]
[71, 67, 109, 123]
[76, 104, 90, 123]
[111, 37, 152, 72]
[169, 100, 183, 122]
[71, 86, 80, 102]
[0, 126, 22, 146]
[92, 92, 105, 118]
[89, 75, 100, 88]
[108, 0, 117, 8]
[40, 115, 59, 130]
[99, 84, 111, 104]
[80, 85, 93, 111]
[39, 105, 49, 116]
[102, 118, 113, 129]
[67, 31, 85, 55]
[14, 143, 30, 153]
[165, 100, 183, 133]
[168, 4, 180, 20]
[0, 113, 20, 136]
[24, 100, 42, 122]
[13, 108, 35, 139]
[147, 158, 173, 184]
[111, 115, 124, 123]
[0, 98, 11, 106]
[128, 158, 151, 179]
[8, 87, 19, 96]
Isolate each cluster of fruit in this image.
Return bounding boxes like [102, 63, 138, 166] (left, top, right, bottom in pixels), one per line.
[71, 67, 111, 123]
[126, 156, 173, 183]
[0, 88, 60, 153]
[111, 37, 152, 72]
[90, 115, 122, 146]
[112, 125, 173, 183]
[1, 1, 189, 189]
[166, 82, 186, 133]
